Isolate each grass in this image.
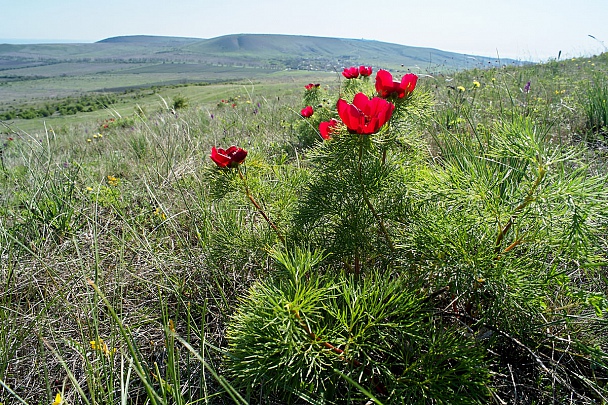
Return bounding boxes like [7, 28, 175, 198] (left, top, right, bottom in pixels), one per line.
[1, 52, 608, 404]
[1, 72, 332, 133]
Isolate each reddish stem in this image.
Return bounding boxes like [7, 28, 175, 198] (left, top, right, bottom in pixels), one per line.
[291, 309, 386, 394]
[238, 167, 286, 244]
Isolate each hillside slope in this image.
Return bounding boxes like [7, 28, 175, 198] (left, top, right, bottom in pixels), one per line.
[1, 33, 514, 72]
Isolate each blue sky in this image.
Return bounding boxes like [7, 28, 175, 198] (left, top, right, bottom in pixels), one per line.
[2, 0, 608, 60]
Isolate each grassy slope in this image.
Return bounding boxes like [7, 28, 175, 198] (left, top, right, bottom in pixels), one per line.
[0, 52, 607, 404]
[2, 70, 334, 134]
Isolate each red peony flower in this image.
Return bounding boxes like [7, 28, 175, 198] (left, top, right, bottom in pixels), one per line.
[319, 118, 340, 140]
[305, 83, 320, 90]
[359, 66, 373, 77]
[210, 145, 248, 168]
[300, 106, 314, 118]
[342, 66, 360, 79]
[336, 93, 395, 135]
[375, 70, 418, 99]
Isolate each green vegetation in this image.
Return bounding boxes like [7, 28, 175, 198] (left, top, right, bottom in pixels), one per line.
[1, 50, 608, 404]
[0, 93, 119, 120]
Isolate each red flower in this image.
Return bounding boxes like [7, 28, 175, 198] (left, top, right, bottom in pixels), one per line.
[375, 70, 418, 99]
[305, 83, 320, 90]
[319, 118, 339, 140]
[300, 106, 314, 118]
[337, 93, 395, 135]
[342, 66, 360, 79]
[210, 146, 248, 168]
[359, 66, 373, 77]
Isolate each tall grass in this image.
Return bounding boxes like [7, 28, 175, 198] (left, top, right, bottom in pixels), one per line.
[581, 72, 608, 138]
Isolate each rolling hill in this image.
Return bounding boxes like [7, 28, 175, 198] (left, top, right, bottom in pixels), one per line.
[1, 33, 516, 74]
[0, 33, 525, 112]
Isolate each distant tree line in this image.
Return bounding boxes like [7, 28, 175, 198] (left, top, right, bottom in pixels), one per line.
[0, 93, 118, 120]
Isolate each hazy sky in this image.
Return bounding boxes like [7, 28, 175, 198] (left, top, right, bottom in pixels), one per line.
[2, 0, 607, 60]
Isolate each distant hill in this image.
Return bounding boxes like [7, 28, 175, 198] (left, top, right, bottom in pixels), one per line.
[97, 35, 202, 47]
[1, 33, 519, 73]
[179, 34, 509, 71]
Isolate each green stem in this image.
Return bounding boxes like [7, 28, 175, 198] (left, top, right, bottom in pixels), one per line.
[356, 136, 396, 253]
[238, 167, 286, 245]
[495, 164, 546, 255]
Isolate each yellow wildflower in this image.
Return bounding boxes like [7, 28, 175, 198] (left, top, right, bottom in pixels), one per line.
[93, 134, 98, 139]
[90, 338, 116, 356]
[473, 80, 480, 88]
[107, 175, 119, 187]
[154, 207, 167, 220]
[457, 86, 466, 92]
[87, 138, 92, 142]
[52, 393, 62, 405]
[86, 186, 93, 192]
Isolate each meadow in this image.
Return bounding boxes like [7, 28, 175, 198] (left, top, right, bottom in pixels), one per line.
[1, 51, 608, 404]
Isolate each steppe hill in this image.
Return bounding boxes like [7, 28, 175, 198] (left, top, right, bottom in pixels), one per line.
[0, 33, 520, 95]
[0, 33, 523, 130]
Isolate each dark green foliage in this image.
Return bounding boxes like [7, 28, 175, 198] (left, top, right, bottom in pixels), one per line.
[407, 116, 608, 402]
[172, 94, 189, 110]
[226, 249, 491, 403]
[0, 93, 118, 120]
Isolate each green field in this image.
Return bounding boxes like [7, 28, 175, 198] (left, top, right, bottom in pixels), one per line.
[1, 44, 607, 404]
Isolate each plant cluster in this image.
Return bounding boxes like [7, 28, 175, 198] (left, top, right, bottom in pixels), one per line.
[216, 66, 608, 403]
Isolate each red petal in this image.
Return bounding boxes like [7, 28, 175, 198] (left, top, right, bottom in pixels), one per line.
[359, 66, 372, 77]
[352, 92, 371, 111]
[342, 66, 359, 79]
[399, 73, 418, 97]
[230, 148, 247, 164]
[375, 69, 394, 97]
[337, 99, 353, 128]
[225, 146, 238, 154]
[319, 121, 332, 139]
[300, 106, 314, 117]
[210, 147, 231, 167]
